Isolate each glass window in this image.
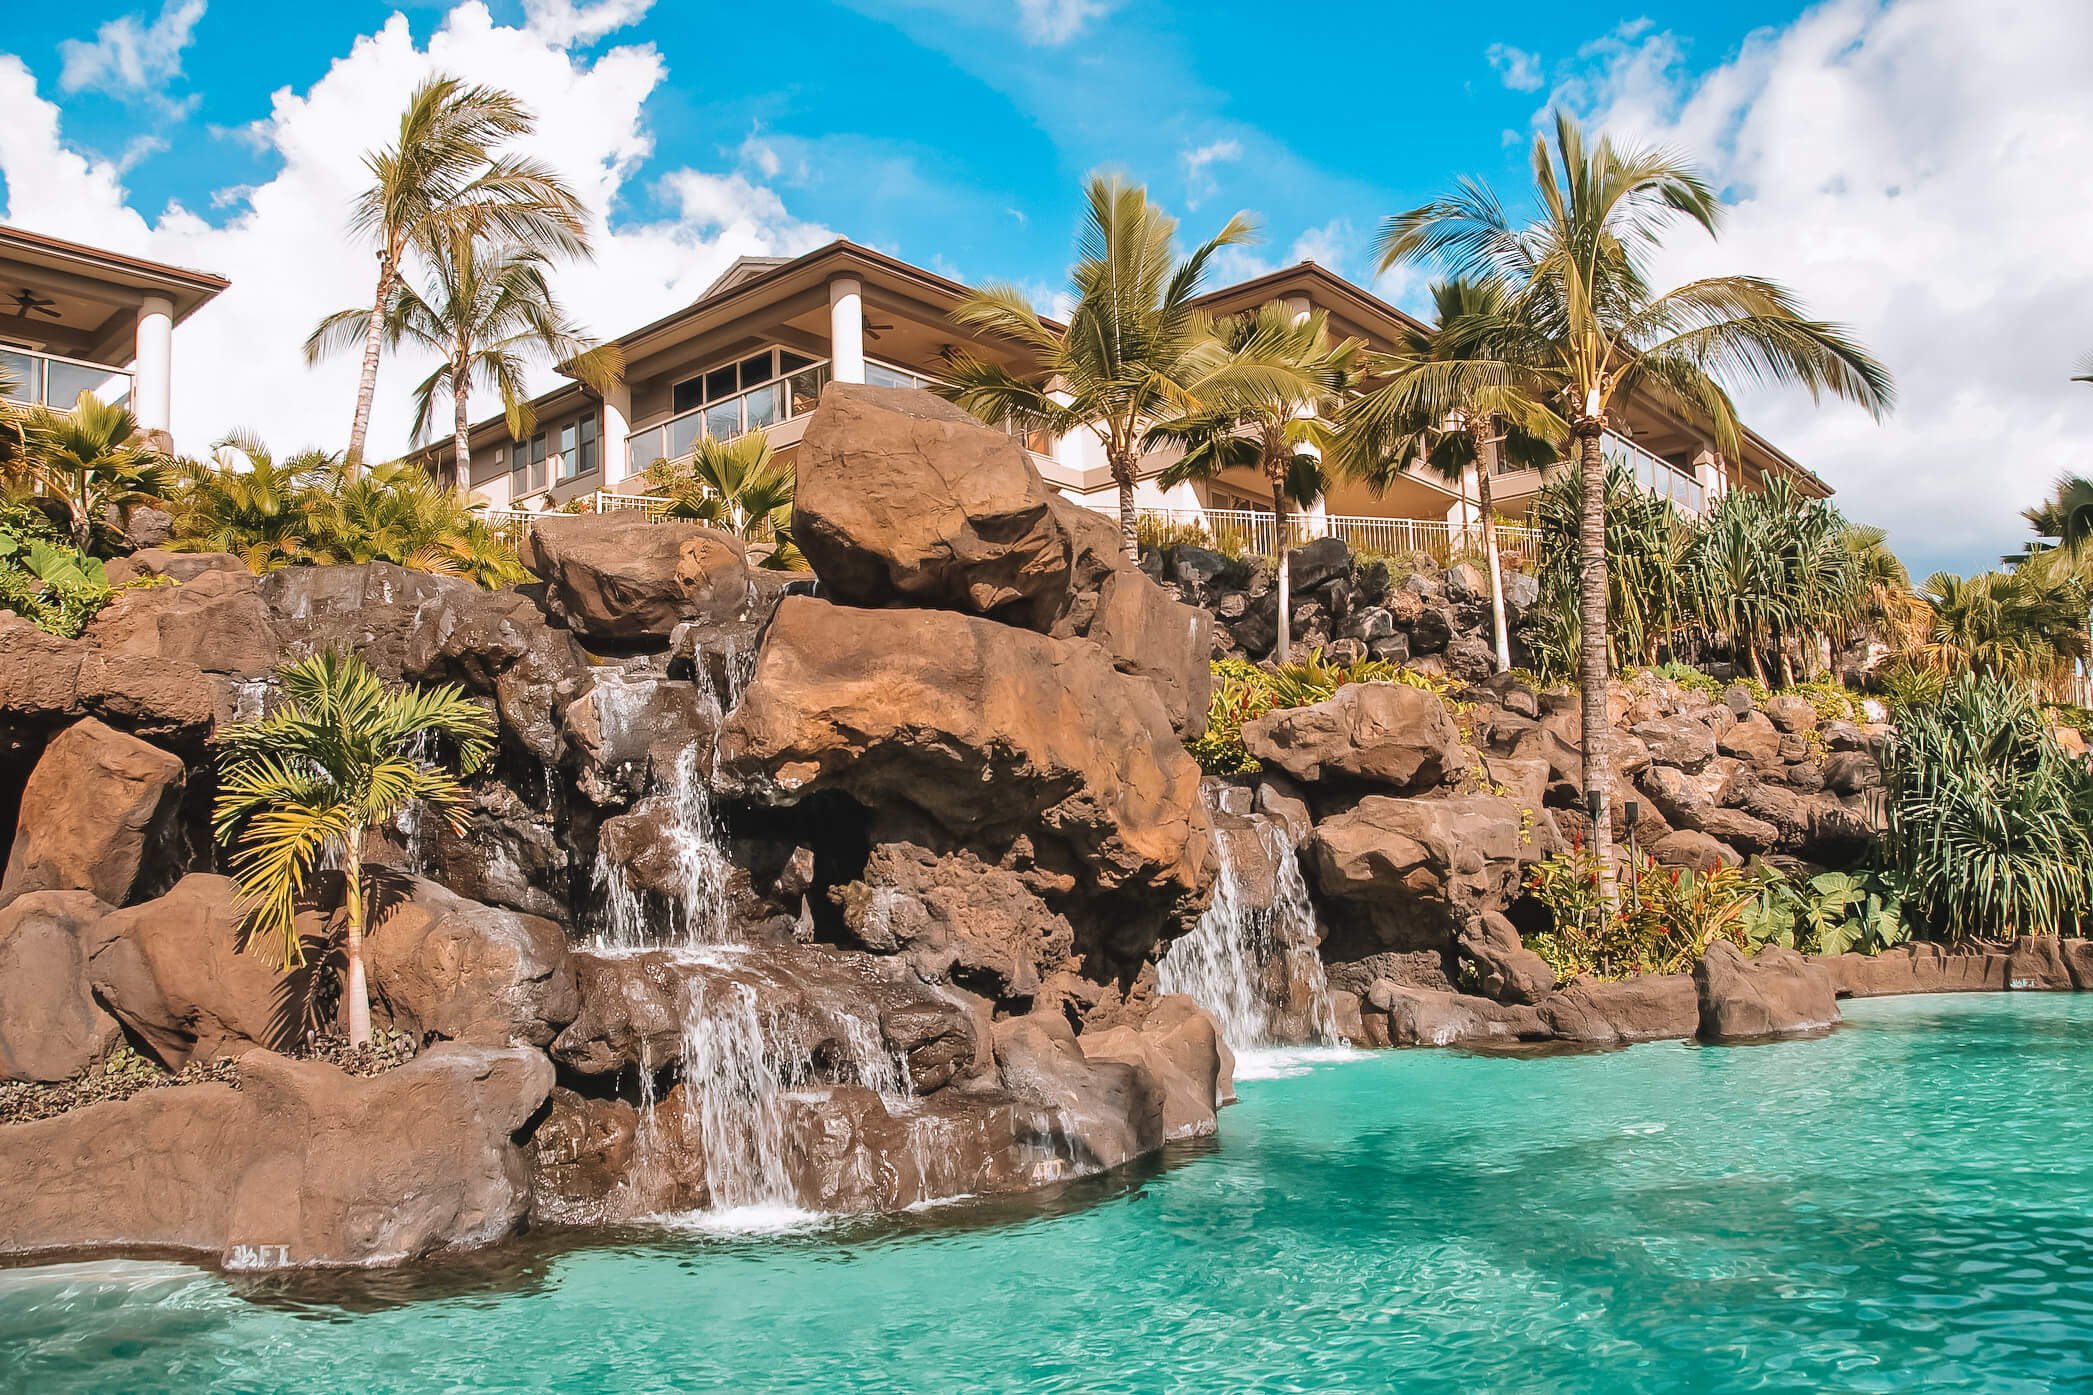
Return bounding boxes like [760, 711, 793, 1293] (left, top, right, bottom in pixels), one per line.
[665, 411, 702, 463]
[530, 433, 548, 493]
[705, 397, 741, 441]
[0, 349, 38, 404]
[673, 377, 703, 414]
[704, 365, 738, 402]
[744, 382, 782, 432]
[577, 415, 599, 475]
[785, 364, 829, 417]
[557, 423, 579, 480]
[44, 359, 116, 412]
[865, 362, 922, 390]
[778, 349, 814, 374]
[738, 351, 775, 390]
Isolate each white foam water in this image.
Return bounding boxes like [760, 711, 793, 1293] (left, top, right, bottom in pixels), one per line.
[1157, 807, 1340, 1052]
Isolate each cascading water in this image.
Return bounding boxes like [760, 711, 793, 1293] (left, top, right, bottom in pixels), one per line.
[1158, 805, 1339, 1053]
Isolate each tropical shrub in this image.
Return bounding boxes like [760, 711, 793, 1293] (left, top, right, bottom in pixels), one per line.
[1185, 650, 1457, 775]
[1524, 846, 1759, 982]
[1880, 672, 2093, 940]
[644, 434, 803, 570]
[1739, 868, 1911, 955]
[0, 503, 114, 637]
[10, 392, 175, 553]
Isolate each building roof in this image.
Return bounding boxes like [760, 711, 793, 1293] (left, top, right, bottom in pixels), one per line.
[0, 223, 230, 367]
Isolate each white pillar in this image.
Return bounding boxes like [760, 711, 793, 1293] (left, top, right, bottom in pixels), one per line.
[1692, 448, 1725, 508]
[828, 277, 866, 385]
[603, 382, 632, 482]
[134, 296, 173, 439]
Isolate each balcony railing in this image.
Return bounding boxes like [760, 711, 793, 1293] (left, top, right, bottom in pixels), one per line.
[1120, 506, 1544, 570]
[0, 346, 132, 413]
[621, 357, 938, 477]
[1605, 432, 1707, 515]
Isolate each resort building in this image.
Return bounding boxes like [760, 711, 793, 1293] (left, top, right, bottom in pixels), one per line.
[0, 224, 229, 451]
[424, 238, 1831, 550]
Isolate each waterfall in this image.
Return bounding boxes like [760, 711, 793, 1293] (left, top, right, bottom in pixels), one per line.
[1158, 809, 1339, 1053]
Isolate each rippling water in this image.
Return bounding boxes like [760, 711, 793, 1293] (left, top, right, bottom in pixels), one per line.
[9, 994, 2093, 1393]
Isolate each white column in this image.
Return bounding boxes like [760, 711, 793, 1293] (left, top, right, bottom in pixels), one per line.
[1692, 448, 1725, 506]
[828, 277, 866, 385]
[602, 382, 632, 482]
[134, 296, 174, 439]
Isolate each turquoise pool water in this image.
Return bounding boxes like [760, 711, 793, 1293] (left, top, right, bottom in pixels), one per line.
[8, 993, 2093, 1393]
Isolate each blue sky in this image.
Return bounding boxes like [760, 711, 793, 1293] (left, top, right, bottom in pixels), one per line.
[8, 0, 1803, 294]
[4, 0, 2092, 577]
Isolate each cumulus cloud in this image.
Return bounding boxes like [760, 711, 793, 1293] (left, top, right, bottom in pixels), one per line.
[1289, 219, 1352, 269]
[1486, 42, 1544, 92]
[1016, 0, 1110, 45]
[0, 2, 830, 464]
[1550, 0, 2093, 576]
[1179, 137, 1241, 208]
[521, 0, 655, 49]
[57, 0, 205, 114]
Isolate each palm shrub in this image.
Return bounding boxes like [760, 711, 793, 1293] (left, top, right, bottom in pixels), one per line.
[214, 649, 495, 1043]
[16, 392, 175, 552]
[937, 175, 1257, 560]
[1880, 672, 2093, 940]
[1915, 567, 2087, 687]
[644, 433, 803, 569]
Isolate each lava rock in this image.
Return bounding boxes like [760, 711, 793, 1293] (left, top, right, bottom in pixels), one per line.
[1, 718, 188, 909]
[0, 891, 120, 1083]
[1240, 681, 1463, 794]
[1694, 940, 1840, 1040]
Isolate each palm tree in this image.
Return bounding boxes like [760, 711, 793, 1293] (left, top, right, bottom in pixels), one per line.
[1146, 302, 1363, 661]
[214, 648, 494, 1044]
[311, 227, 620, 482]
[19, 392, 175, 551]
[1376, 112, 1894, 903]
[170, 433, 337, 571]
[1333, 277, 1564, 671]
[1917, 568, 2088, 686]
[644, 432, 802, 568]
[309, 74, 589, 478]
[937, 175, 1257, 560]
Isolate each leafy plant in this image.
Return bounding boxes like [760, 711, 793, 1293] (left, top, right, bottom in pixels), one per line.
[1739, 867, 1911, 955]
[644, 432, 803, 570]
[0, 504, 115, 636]
[214, 648, 494, 1044]
[1525, 846, 1759, 982]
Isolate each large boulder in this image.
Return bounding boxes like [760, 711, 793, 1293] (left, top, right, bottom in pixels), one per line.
[0, 1045, 552, 1267]
[1, 718, 189, 909]
[259, 563, 475, 680]
[0, 891, 120, 1083]
[716, 596, 1210, 965]
[1361, 981, 1543, 1047]
[794, 383, 1074, 623]
[86, 566, 281, 679]
[0, 615, 215, 740]
[1309, 793, 1560, 936]
[363, 876, 579, 1050]
[524, 514, 754, 642]
[1694, 940, 1840, 1040]
[1240, 682, 1462, 793]
[1077, 996, 1230, 1140]
[1455, 910, 1556, 1005]
[83, 873, 297, 1068]
[991, 1012, 1165, 1173]
[402, 581, 594, 766]
[1539, 973, 1699, 1044]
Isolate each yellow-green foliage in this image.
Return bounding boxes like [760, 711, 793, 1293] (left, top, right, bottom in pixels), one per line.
[1187, 649, 1458, 775]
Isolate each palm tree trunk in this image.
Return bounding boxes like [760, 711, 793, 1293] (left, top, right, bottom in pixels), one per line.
[1477, 435, 1509, 673]
[343, 258, 394, 480]
[452, 365, 472, 489]
[1113, 449, 1138, 563]
[1574, 422, 1617, 913]
[343, 827, 371, 1046]
[1272, 473, 1292, 665]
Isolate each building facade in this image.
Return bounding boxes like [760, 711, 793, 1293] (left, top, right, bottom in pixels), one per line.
[0, 224, 228, 451]
[425, 238, 1831, 544]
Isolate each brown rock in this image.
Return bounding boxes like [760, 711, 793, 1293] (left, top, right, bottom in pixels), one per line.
[525, 513, 753, 641]
[1631, 716, 1717, 772]
[1241, 681, 1462, 792]
[0, 891, 120, 1083]
[1310, 793, 1560, 934]
[1717, 712, 1783, 764]
[1, 718, 188, 909]
[527, 1087, 642, 1222]
[0, 615, 215, 739]
[1694, 940, 1840, 1040]
[716, 596, 1210, 961]
[363, 877, 578, 1049]
[1541, 973, 1698, 1044]
[1811, 943, 2009, 996]
[84, 873, 296, 1068]
[1763, 695, 1819, 734]
[2004, 935, 2074, 991]
[1081, 996, 1229, 1140]
[1649, 829, 1743, 872]
[103, 548, 251, 586]
[992, 1012, 1164, 1172]
[87, 567, 281, 679]
[0, 1044, 552, 1266]
[832, 843, 1076, 1008]
[1455, 910, 1556, 1005]
[1821, 751, 1883, 796]
[1365, 980, 1543, 1046]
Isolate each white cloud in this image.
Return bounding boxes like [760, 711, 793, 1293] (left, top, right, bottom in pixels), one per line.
[57, 0, 206, 114]
[1486, 42, 1544, 92]
[1289, 219, 1352, 270]
[1179, 137, 1241, 208]
[1549, 0, 2093, 577]
[522, 0, 654, 49]
[1016, 0, 1110, 45]
[0, 2, 829, 464]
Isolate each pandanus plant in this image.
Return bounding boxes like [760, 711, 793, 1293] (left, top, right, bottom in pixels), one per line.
[214, 649, 494, 1044]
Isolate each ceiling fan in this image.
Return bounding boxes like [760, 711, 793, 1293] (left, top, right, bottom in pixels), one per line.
[863, 318, 893, 341]
[10, 289, 59, 320]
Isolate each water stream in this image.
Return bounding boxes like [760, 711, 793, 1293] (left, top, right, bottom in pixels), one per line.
[1157, 807, 1339, 1053]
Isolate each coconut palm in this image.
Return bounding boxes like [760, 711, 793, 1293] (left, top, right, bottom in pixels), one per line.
[1332, 276, 1565, 671]
[311, 227, 620, 482]
[1146, 302, 1364, 661]
[310, 74, 590, 477]
[644, 432, 801, 568]
[214, 648, 494, 1044]
[937, 175, 1257, 560]
[1375, 111, 1895, 901]
[1917, 568, 2088, 686]
[18, 392, 175, 551]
